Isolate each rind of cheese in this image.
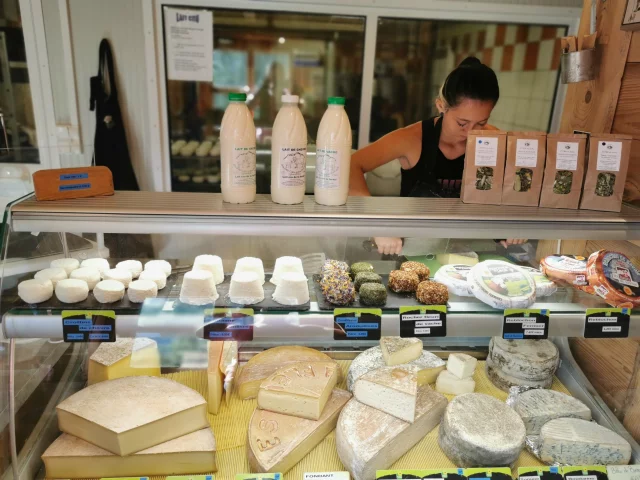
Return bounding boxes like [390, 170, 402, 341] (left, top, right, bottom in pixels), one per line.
[237, 346, 339, 400]
[208, 342, 224, 415]
[489, 337, 559, 381]
[258, 362, 339, 420]
[42, 428, 216, 478]
[513, 389, 591, 435]
[354, 366, 418, 422]
[248, 388, 351, 473]
[380, 337, 423, 366]
[337, 385, 447, 480]
[447, 353, 477, 379]
[485, 359, 553, 392]
[540, 418, 631, 465]
[88, 337, 160, 385]
[438, 393, 525, 467]
[56, 376, 208, 455]
[347, 346, 444, 391]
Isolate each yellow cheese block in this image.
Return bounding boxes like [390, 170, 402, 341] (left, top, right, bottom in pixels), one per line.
[258, 362, 339, 420]
[208, 342, 224, 415]
[237, 346, 339, 400]
[88, 337, 161, 385]
[56, 376, 208, 456]
[42, 428, 216, 478]
[436, 252, 479, 266]
[248, 388, 352, 473]
[380, 337, 423, 366]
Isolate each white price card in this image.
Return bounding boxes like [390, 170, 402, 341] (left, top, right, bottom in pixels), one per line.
[474, 138, 498, 166]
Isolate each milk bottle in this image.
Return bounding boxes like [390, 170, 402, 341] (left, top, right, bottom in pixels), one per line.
[314, 97, 352, 206]
[271, 94, 307, 204]
[220, 93, 256, 203]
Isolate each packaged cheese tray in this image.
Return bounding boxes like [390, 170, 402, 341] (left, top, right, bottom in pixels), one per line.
[539, 255, 588, 288]
[587, 250, 640, 308]
[468, 260, 536, 309]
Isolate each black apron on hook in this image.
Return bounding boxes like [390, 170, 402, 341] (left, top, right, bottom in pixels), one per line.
[90, 39, 139, 191]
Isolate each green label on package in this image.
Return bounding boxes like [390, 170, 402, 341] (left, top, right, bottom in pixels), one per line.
[399, 305, 447, 338]
[562, 466, 609, 480]
[236, 475, 281, 480]
[377, 469, 466, 479]
[101, 477, 148, 480]
[503, 308, 549, 340]
[464, 467, 513, 480]
[334, 308, 382, 341]
[584, 308, 630, 338]
[518, 467, 563, 480]
[167, 476, 214, 480]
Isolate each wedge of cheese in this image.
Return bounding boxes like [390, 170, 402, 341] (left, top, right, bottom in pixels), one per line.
[208, 342, 224, 415]
[258, 362, 339, 420]
[337, 385, 447, 480]
[56, 376, 208, 456]
[42, 428, 216, 478]
[248, 388, 351, 473]
[237, 346, 339, 400]
[354, 366, 418, 422]
[88, 337, 161, 385]
[380, 337, 422, 366]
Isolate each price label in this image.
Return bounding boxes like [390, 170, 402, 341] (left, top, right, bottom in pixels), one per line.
[400, 306, 446, 337]
[561, 466, 609, 480]
[62, 311, 115, 342]
[584, 308, 630, 338]
[236, 475, 281, 480]
[203, 308, 253, 341]
[502, 309, 550, 340]
[464, 467, 513, 480]
[304, 473, 350, 480]
[334, 309, 382, 341]
[376, 469, 465, 480]
[101, 477, 148, 480]
[517, 468, 562, 480]
[167, 476, 214, 480]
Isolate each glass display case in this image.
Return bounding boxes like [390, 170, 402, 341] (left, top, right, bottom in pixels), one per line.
[2, 191, 640, 480]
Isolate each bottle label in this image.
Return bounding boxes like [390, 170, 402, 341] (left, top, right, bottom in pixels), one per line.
[232, 146, 256, 186]
[315, 148, 340, 189]
[279, 146, 307, 187]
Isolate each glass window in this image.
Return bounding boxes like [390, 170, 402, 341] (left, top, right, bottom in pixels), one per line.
[163, 6, 365, 193]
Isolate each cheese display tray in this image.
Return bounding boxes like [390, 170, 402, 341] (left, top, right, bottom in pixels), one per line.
[64, 359, 569, 480]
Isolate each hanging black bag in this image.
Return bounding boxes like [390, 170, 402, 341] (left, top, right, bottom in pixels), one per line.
[90, 38, 139, 190]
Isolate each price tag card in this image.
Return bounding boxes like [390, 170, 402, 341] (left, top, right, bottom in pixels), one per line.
[62, 311, 116, 342]
[304, 473, 350, 480]
[236, 475, 281, 480]
[464, 468, 513, 480]
[334, 309, 382, 341]
[561, 466, 609, 480]
[518, 467, 563, 480]
[399, 306, 446, 337]
[167, 476, 214, 480]
[502, 309, 550, 340]
[377, 469, 466, 479]
[584, 308, 630, 338]
[203, 308, 253, 341]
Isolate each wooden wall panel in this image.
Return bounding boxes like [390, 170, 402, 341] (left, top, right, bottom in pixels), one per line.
[612, 64, 640, 138]
[629, 31, 640, 63]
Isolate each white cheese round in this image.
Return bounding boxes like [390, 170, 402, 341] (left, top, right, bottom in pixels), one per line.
[93, 280, 125, 304]
[50, 258, 80, 275]
[18, 278, 53, 304]
[128, 280, 158, 303]
[192, 255, 224, 285]
[70, 267, 102, 291]
[488, 337, 559, 381]
[434, 264, 474, 296]
[34, 267, 68, 287]
[116, 260, 143, 279]
[519, 266, 557, 297]
[139, 270, 167, 290]
[55, 279, 89, 303]
[233, 257, 265, 285]
[468, 260, 536, 309]
[144, 259, 172, 277]
[103, 268, 132, 288]
[180, 270, 219, 305]
[81, 258, 110, 275]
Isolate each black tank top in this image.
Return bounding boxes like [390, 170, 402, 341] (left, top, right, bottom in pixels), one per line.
[400, 116, 465, 198]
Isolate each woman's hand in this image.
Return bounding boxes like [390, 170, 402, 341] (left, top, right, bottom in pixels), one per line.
[374, 237, 403, 255]
[500, 239, 527, 248]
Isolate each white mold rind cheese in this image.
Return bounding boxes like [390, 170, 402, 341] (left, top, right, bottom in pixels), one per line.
[513, 389, 591, 435]
[438, 393, 526, 467]
[434, 264, 474, 297]
[468, 260, 536, 309]
[540, 417, 632, 466]
[347, 346, 445, 391]
[488, 337, 559, 381]
[337, 385, 447, 480]
[485, 358, 553, 392]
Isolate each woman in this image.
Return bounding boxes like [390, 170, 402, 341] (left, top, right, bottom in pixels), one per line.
[350, 57, 524, 254]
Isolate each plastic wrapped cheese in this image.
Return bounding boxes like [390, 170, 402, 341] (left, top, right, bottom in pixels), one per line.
[540, 255, 588, 287]
[468, 260, 536, 309]
[587, 250, 640, 308]
[519, 266, 557, 297]
[434, 264, 473, 297]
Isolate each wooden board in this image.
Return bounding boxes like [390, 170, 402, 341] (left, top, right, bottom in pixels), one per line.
[535, 240, 588, 263]
[629, 31, 640, 62]
[623, 139, 640, 203]
[611, 63, 640, 138]
[560, 0, 632, 134]
[32, 166, 114, 201]
[622, 347, 640, 441]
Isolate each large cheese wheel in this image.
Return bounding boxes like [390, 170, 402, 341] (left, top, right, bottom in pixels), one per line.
[587, 250, 640, 308]
[488, 337, 559, 381]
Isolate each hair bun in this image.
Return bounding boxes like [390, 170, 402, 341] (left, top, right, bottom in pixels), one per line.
[459, 56, 482, 68]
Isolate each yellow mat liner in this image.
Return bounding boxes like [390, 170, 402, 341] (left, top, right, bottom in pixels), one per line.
[157, 360, 571, 480]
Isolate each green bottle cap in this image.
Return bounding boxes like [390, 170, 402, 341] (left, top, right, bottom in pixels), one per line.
[328, 97, 345, 105]
[229, 93, 247, 101]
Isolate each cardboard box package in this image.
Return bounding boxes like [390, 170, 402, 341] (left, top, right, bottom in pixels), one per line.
[502, 132, 547, 206]
[539, 133, 587, 209]
[461, 130, 507, 205]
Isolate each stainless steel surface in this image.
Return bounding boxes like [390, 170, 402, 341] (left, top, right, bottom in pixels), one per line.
[10, 192, 640, 239]
[561, 48, 598, 84]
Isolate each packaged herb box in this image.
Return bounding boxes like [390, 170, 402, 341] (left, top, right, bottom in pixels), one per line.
[539, 133, 587, 209]
[502, 132, 547, 206]
[461, 130, 507, 205]
[580, 133, 632, 212]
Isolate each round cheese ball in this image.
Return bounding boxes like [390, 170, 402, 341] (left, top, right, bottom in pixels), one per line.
[94, 280, 125, 304]
[34, 267, 68, 287]
[80, 258, 110, 275]
[18, 278, 53, 304]
[103, 268, 132, 288]
[128, 279, 158, 303]
[70, 267, 102, 290]
[144, 259, 172, 277]
[55, 279, 89, 303]
[139, 269, 167, 290]
[50, 258, 80, 275]
[116, 260, 143, 279]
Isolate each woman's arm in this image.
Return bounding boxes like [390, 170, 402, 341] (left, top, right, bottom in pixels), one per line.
[349, 122, 423, 196]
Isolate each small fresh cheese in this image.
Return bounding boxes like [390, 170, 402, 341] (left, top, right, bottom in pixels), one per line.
[438, 393, 526, 467]
[70, 267, 101, 290]
[55, 279, 89, 303]
[354, 366, 418, 423]
[540, 417, 632, 465]
[128, 279, 158, 303]
[436, 252, 479, 266]
[248, 388, 351, 473]
[347, 346, 444, 391]
[88, 337, 160, 385]
[435, 370, 475, 395]
[51, 257, 80, 275]
[207, 342, 224, 415]
[42, 428, 216, 478]
[258, 361, 339, 420]
[81, 258, 110, 275]
[468, 260, 536, 309]
[139, 269, 167, 290]
[237, 346, 339, 400]
[447, 353, 477, 379]
[56, 376, 208, 455]
[18, 278, 53, 304]
[485, 357, 553, 392]
[34, 267, 68, 287]
[489, 337, 559, 381]
[93, 280, 125, 304]
[145, 259, 173, 277]
[103, 268, 133, 288]
[513, 389, 591, 434]
[337, 385, 447, 480]
[116, 259, 143, 279]
[380, 337, 423, 366]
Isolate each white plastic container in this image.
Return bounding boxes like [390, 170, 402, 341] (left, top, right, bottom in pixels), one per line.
[271, 94, 307, 204]
[314, 97, 352, 206]
[220, 93, 256, 203]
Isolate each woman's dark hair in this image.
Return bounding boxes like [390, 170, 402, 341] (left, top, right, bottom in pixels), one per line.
[439, 56, 499, 109]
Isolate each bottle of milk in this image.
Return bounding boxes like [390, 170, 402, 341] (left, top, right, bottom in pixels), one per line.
[271, 94, 307, 204]
[220, 92, 256, 204]
[314, 97, 352, 206]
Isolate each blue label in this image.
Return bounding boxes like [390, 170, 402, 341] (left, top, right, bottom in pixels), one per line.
[63, 319, 92, 326]
[344, 322, 379, 329]
[79, 324, 112, 332]
[550, 467, 559, 474]
[66, 333, 84, 340]
[60, 183, 91, 191]
[227, 324, 252, 330]
[504, 332, 524, 339]
[88, 333, 110, 340]
[346, 331, 368, 337]
[335, 316, 358, 324]
[60, 173, 88, 180]
[209, 331, 232, 338]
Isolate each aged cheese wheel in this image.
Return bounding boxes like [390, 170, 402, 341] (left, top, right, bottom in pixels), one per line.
[540, 255, 588, 287]
[513, 389, 591, 435]
[485, 357, 553, 392]
[488, 337, 559, 381]
[587, 250, 640, 308]
[468, 261, 536, 309]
